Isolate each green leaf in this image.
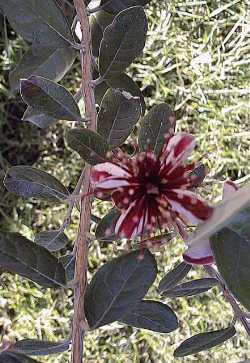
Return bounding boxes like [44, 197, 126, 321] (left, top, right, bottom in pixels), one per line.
[4, 166, 68, 202]
[211, 219, 250, 311]
[163, 278, 217, 298]
[100, 0, 150, 14]
[95, 73, 146, 115]
[187, 184, 250, 253]
[85, 249, 157, 329]
[9, 46, 75, 91]
[138, 104, 176, 154]
[107, 74, 146, 115]
[66, 128, 109, 165]
[22, 107, 57, 129]
[35, 230, 69, 252]
[20, 76, 82, 121]
[158, 262, 191, 293]
[10, 339, 69, 356]
[0, 352, 42, 363]
[174, 326, 236, 357]
[99, 6, 147, 78]
[0, 232, 66, 288]
[97, 88, 141, 147]
[0, 0, 73, 46]
[90, 10, 114, 57]
[120, 300, 178, 333]
[95, 208, 121, 242]
[60, 254, 75, 281]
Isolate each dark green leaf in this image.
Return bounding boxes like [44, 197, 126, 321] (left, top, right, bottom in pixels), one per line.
[107, 74, 146, 115]
[163, 278, 217, 298]
[35, 230, 69, 252]
[95, 73, 146, 115]
[60, 254, 75, 281]
[211, 216, 250, 311]
[99, 6, 147, 78]
[95, 208, 121, 242]
[66, 128, 109, 165]
[11, 339, 69, 356]
[226, 204, 250, 240]
[20, 76, 82, 121]
[158, 262, 191, 293]
[90, 10, 114, 57]
[94, 78, 110, 106]
[4, 166, 68, 202]
[138, 104, 176, 154]
[0, 352, 42, 363]
[120, 300, 178, 333]
[9, 46, 75, 91]
[0, 0, 73, 46]
[100, 0, 150, 14]
[85, 249, 157, 329]
[97, 88, 141, 147]
[174, 326, 236, 357]
[22, 107, 57, 129]
[0, 232, 66, 288]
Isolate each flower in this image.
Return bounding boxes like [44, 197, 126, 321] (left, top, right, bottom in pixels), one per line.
[183, 180, 238, 265]
[91, 132, 213, 240]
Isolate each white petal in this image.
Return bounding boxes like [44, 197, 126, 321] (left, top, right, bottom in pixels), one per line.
[94, 162, 131, 178]
[114, 202, 136, 237]
[95, 177, 130, 189]
[163, 133, 195, 174]
[223, 180, 238, 200]
[168, 199, 200, 225]
[184, 238, 213, 265]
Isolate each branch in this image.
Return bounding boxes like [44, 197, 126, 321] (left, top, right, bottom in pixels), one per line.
[71, 1, 97, 362]
[204, 265, 250, 337]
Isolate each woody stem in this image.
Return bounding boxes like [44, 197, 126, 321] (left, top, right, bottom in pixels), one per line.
[71, 1, 97, 362]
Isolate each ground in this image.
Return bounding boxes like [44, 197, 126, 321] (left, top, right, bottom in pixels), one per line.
[0, 0, 250, 362]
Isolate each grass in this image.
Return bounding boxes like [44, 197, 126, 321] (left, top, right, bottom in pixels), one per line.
[1, 0, 250, 362]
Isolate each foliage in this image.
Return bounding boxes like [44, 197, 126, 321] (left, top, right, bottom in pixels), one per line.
[0, 0, 250, 362]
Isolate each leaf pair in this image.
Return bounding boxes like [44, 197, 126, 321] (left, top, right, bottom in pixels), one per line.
[66, 88, 142, 164]
[158, 262, 235, 357]
[158, 262, 217, 298]
[21, 76, 83, 128]
[0, 232, 66, 288]
[85, 250, 178, 333]
[1, 0, 77, 129]
[91, 9, 146, 112]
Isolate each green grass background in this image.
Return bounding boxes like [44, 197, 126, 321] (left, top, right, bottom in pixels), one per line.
[1, 0, 250, 362]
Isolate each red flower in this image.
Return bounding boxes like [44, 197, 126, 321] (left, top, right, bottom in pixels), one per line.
[91, 133, 213, 240]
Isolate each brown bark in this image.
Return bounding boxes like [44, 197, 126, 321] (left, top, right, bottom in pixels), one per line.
[71, 1, 97, 362]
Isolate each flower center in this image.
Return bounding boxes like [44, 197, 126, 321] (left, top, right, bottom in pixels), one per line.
[146, 182, 159, 195]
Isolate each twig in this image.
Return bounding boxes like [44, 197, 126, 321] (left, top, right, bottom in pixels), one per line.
[204, 265, 250, 337]
[71, 0, 97, 362]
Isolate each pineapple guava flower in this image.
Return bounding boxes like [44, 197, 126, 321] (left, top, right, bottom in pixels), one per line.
[91, 133, 213, 240]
